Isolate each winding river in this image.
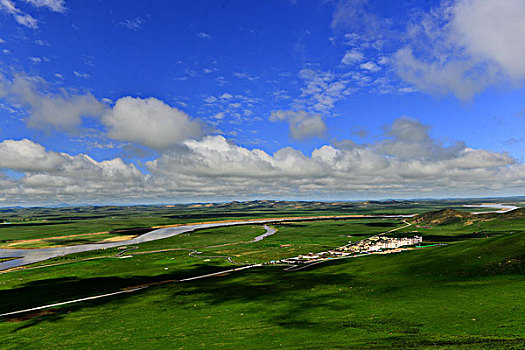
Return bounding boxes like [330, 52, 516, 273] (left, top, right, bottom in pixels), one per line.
[462, 203, 519, 214]
[2, 204, 515, 272]
[0, 215, 413, 271]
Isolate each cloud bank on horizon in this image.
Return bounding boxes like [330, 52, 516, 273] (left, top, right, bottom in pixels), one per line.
[0, 0, 524, 205]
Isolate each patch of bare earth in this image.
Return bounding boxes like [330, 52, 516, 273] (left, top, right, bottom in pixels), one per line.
[98, 235, 137, 243]
[5, 309, 60, 322]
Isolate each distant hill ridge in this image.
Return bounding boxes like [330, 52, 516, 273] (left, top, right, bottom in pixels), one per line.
[412, 208, 474, 225]
[413, 206, 525, 225]
[484, 207, 525, 219]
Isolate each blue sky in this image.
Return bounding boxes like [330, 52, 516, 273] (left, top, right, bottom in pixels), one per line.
[0, 0, 525, 205]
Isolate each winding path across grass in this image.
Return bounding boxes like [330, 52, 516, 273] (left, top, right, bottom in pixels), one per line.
[0, 265, 262, 318]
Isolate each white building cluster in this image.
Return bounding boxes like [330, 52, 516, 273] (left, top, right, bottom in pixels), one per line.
[279, 235, 423, 265]
[344, 235, 423, 253]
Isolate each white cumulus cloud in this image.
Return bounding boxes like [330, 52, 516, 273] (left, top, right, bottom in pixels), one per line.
[270, 110, 327, 140]
[24, 0, 65, 12]
[295, 69, 352, 113]
[0, 116, 524, 204]
[0, 74, 106, 131]
[0, 0, 38, 28]
[103, 96, 203, 150]
[0, 139, 145, 204]
[395, 0, 525, 100]
[360, 61, 381, 72]
[341, 49, 364, 65]
[1, 0, 65, 28]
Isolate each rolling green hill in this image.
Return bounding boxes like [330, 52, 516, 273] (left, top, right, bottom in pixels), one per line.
[411, 208, 474, 225]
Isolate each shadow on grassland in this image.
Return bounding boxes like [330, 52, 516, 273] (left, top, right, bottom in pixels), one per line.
[45, 238, 103, 246]
[3, 255, 524, 349]
[0, 262, 228, 329]
[0, 222, 69, 228]
[2, 263, 358, 332]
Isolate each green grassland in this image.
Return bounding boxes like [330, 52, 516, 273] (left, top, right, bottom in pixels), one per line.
[398, 210, 525, 242]
[0, 199, 498, 245]
[2, 218, 401, 270]
[0, 258, 16, 263]
[0, 203, 524, 349]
